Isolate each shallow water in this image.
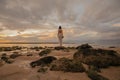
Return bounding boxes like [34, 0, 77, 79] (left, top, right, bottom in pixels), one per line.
[0, 43, 78, 47]
[0, 43, 119, 48]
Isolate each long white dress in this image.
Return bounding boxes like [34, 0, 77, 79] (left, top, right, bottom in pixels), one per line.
[58, 29, 63, 46]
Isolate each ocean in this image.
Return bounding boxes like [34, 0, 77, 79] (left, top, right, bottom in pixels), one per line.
[0, 43, 119, 48]
[0, 43, 78, 47]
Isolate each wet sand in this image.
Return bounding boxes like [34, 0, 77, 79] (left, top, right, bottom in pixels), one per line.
[0, 48, 120, 80]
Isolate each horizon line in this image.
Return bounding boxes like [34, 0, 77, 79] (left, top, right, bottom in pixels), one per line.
[0, 42, 75, 44]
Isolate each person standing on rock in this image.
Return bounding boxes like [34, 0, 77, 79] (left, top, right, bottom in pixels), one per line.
[58, 26, 64, 47]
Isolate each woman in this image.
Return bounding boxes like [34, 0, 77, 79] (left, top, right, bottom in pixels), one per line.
[58, 26, 64, 47]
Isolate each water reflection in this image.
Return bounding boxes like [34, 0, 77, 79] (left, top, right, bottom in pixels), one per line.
[0, 43, 78, 47]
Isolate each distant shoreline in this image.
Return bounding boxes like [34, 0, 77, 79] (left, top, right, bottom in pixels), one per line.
[0, 42, 75, 44]
[0, 42, 119, 48]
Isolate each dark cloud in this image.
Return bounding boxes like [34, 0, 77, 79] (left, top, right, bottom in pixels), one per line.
[0, 0, 84, 29]
[78, 0, 120, 43]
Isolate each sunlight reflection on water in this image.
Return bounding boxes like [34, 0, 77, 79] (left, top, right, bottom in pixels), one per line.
[0, 43, 78, 47]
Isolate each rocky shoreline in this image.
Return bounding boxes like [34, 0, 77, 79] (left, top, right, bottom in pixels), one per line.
[0, 44, 120, 80]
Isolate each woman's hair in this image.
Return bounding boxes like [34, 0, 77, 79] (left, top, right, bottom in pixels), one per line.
[59, 26, 62, 29]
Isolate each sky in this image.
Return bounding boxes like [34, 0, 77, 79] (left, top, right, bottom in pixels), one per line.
[0, 0, 120, 45]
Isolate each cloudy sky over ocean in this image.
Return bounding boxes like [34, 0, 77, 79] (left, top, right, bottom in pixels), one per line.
[0, 0, 120, 45]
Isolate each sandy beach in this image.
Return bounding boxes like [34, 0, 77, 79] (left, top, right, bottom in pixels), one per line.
[0, 45, 120, 80]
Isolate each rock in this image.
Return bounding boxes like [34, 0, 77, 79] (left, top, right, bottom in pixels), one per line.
[6, 59, 14, 64]
[37, 67, 48, 73]
[39, 49, 51, 56]
[76, 43, 93, 50]
[73, 45, 120, 68]
[3, 47, 13, 51]
[10, 52, 22, 59]
[12, 46, 22, 50]
[50, 58, 85, 72]
[30, 46, 43, 51]
[1, 53, 7, 56]
[67, 47, 76, 49]
[86, 69, 109, 80]
[88, 65, 101, 73]
[1, 53, 14, 64]
[54, 46, 66, 50]
[27, 54, 33, 56]
[1, 53, 9, 62]
[73, 51, 84, 61]
[82, 55, 120, 68]
[74, 48, 118, 60]
[30, 56, 57, 68]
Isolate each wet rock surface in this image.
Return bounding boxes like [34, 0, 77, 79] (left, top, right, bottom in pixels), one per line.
[54, 46, 66, 50]
[73, 44, 120, 68]
[10, 52, 22, 59]
[50, 57, 85, 72]
[39, 49, 51, 56]
[30, 56, 57, 68]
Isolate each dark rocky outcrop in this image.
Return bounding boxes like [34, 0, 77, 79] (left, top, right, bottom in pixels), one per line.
[30, 46, 43, 51]
[76, 43, 93, 50]
[39, 49, 51, 56]
[10, 52, 22, 59]
[37, 67, 48, 73]
[67, 47, 76, 49]
[27, 54, 33, 56]
[83, 55, 120, 68]
[86, 69, 109, 80]
[73, 44, 120, 68]
[30, 56, 57, 68]
[54, 46, 66, 50]
[12, 46, 22, 50]
[0, 46, 22, 51]
[50, 57, 85, 72]
[3, 47, 12, 51]
[1, 53, 14, 64]
[1, 53, 8, 62]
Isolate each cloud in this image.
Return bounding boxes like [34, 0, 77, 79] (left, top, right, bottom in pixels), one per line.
[112, 23, 120, 27]
[0, 0, 120, 45]
[0, 0, 86, 30]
